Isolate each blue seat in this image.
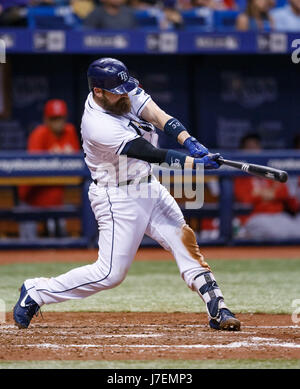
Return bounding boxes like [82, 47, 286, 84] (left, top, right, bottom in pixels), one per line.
[235, 0, 286, 11]
[275, 0, 287, 7]
[214, 10, 239, 31]
[134, 9, 160, 30]
[27, 6, 80, 29]
[28, 6, 56, 29]
[181, 8, 214, 31]
[235, 0, 247, 11]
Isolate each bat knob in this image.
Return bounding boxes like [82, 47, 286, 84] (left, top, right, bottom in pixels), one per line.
[214, 155, 224, 164]
[279, 171, 288, 183]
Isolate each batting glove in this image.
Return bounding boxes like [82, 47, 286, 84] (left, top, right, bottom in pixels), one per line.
[183, 136, 209, 158]
[194, 153, 222, 170]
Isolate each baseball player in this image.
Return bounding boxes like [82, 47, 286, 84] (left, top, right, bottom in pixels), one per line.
[13, 58, 241, 331]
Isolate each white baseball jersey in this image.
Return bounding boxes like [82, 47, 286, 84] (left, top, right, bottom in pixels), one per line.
[81, 88, 158, 185]
[24, 87, 213, 313]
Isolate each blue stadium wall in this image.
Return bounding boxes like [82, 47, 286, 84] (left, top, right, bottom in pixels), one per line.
[2, 53, 300, 151]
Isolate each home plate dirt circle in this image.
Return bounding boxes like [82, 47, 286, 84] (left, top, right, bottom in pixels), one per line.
[1, 312, 299, 361]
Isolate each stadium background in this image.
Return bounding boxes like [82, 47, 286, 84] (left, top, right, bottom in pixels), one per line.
[0, 0, 300, 371]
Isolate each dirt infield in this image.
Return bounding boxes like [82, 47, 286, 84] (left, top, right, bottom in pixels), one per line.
[1, 312, 299, 361]
[1, 248, 299, 363]
[0, 246, 300, 265]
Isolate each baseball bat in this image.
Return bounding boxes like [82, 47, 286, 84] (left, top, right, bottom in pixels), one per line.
[217, 157, 288, 183]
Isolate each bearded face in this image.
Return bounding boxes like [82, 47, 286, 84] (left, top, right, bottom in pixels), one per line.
[98, 90, 132, 116]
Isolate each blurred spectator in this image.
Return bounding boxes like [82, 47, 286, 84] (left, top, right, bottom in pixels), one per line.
[130, 0, 163, 29]
[271, 0, 300, 31]
[179, 0, 236, 9]
[18, 99, 80, 239]
[71, 0, 96, 20]
[0, 1, 72, 27]
[239, 132, 262, 151]
[54, 0, 96, 28]
[49, 1, 71, 4]
[234, 133, 300, 240]
[32, 0, 66, 4]
[130, 0, 160, 9]
[31, 1, 71, 4]
[131, 0, 184, 31]
[177, 0, 193, 9]
[191, 0, 227, 9]
[160, 0, 184, 29]
[185, 0, 235, 32]
[83, 0, 137, 29]
[186, 0, 215, 31]
[0, 0, 30, 26]
[236, 0, 274, 31]
[223, 0, 237, 8]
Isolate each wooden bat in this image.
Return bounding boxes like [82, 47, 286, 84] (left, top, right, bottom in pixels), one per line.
[217, 157, 288, 183]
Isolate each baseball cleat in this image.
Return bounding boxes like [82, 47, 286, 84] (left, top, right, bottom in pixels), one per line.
[209, 308, 241, 331]
[13, 284, 40, 329]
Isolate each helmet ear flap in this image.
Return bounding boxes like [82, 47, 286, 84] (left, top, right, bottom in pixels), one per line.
[88, 78, 100, 94]
[88, 78, 93, 92]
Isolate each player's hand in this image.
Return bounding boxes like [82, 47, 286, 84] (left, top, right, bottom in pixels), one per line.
[194, 153, 222, 170]
[183, 136, 209, 158]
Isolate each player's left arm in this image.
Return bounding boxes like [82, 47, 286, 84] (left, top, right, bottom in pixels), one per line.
[140, 99, 209, 158]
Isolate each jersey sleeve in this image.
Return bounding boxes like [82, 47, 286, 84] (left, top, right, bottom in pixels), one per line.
[84, 115, 139, 156]
[130, 87, 152, 118]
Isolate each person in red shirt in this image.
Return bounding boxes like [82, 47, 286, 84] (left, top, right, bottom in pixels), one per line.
[18, 99, 80, 238]
[234, 134, 300, 240]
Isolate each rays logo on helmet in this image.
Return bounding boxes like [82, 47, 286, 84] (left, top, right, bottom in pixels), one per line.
[118, 71, 128, 81]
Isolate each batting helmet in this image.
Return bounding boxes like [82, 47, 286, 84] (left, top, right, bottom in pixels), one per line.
[87, 58, 139, 95]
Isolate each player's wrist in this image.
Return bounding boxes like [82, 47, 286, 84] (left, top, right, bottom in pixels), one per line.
[177, 131, 191, 145]
[165, 150, 188, 169]
[163, 118, 186, 141]
[184, 156, 194, 169]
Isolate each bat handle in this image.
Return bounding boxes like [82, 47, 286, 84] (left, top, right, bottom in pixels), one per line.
[215, 155, 225, 165]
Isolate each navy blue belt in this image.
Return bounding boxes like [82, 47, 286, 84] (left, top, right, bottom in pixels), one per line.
[93, 175, 152, 187]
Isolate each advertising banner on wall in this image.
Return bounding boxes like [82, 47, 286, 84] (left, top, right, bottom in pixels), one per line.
[194, 55, 300, 149]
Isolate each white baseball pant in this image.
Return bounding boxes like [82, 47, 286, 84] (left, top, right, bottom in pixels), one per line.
[25, 179, 215, 307]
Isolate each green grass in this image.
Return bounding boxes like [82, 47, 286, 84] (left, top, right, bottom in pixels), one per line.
[1, 258, 300, 314]
[0, 359, 299, 369]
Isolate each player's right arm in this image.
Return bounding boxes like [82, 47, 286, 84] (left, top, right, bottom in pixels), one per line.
[140, 99, 209, 158]
[120, 136, 220, 170]
[82, 103, 220, 170]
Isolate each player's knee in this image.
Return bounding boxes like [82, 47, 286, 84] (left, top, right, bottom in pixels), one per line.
[106, 267, 127, 288]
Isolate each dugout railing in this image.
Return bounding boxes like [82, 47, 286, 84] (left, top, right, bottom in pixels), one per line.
[0, 151, 299, 248]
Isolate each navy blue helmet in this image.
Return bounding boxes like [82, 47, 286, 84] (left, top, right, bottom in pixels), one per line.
[87, 57, 139, 95]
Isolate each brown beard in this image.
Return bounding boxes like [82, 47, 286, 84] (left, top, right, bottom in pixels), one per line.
[98, 92, 132, 116]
